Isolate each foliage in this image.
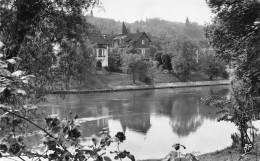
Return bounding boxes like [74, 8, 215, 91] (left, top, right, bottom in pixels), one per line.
[205, 0, 260, 150]
[0, 0, 100, 92]
[121, 53, 153, 84]
[107, 49, 122, 73]
[0, 53, 134, 161]
[205, 0, 260, 95]
[200, 49, 229, 80]
[162, 144, 198, 161]
[154, 51, 163, 67]
[88, 17, 205, 40]
[171, 36, 197, 81]
[149, 44, 159, 58]
[161, 53, 172, 71]
[54, 39, 95, 89]
[203, 78, 260, 150]
[231, 133, 240, 148]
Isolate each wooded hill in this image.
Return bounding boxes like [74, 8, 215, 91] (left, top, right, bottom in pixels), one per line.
[87, 16, 205, 40]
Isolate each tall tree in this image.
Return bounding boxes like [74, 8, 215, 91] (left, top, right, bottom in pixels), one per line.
[171, 36, 197, 81]
[185, 17, 190, 27]
[205, 0, 260, 150]
[205, 0, 260, 94]
[0, 0, 100, 91]
[122, 21, 128, 35]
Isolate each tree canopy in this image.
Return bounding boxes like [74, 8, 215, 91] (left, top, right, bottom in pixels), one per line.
[205, 0, 260, 94]
[205, 0, 260, 150]
[1, 0, 100, 57]
[0, 0, 101, 91]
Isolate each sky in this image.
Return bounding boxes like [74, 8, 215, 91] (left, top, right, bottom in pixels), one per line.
[92, 0, 214, 25]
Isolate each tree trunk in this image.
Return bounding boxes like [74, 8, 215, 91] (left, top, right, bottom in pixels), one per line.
[133, 74, 136, 84]
[240, 126, 245, 152]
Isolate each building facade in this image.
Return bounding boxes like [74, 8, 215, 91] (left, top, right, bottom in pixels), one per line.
[89, 22, 152, 70]
[113, 22, 151, 56]
[89, 36, 109, 70]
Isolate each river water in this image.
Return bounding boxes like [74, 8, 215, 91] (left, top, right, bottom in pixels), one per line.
[40, 85, 237, 160]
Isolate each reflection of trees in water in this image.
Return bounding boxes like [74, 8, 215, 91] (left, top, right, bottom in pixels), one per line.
[209, 88, 230, 97]
[40, 96, 111, 137]
[41, 86, 230, 138]
[157, 86, 229, 137]
[169, 96, 203, 137]
[80, 118, 109, 137]
[120, 114, 151, 134]
[106, 90, 154, 134]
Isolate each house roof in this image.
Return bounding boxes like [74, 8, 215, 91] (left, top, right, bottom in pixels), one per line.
[89, 35, 109, 45]
[124, 32, 151, 43]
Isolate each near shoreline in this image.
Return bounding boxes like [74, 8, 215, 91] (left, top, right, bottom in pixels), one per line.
[51, 80, 231, 94]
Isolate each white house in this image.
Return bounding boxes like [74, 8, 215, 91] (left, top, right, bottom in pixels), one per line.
[89, 35, 109, 70]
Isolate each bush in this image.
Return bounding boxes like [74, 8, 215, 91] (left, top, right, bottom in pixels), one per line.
[222, 70, 229, 79]
[107, 49, 122, 73]
[122, 53, 153, 84]
[154, 51, 163, 66]
[161, 53, 172, 70]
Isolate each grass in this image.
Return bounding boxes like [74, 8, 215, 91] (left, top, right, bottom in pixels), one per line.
[76, 72, 180, 90]
[69, 71, 226, 91]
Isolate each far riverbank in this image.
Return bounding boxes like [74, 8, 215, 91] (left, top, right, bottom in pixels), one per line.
[51, 80, 230, 94]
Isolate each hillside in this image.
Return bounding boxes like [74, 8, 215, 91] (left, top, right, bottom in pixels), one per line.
[87, 16, 205, 40]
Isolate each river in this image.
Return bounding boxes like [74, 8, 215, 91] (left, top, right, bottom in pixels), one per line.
[40, 85, 237, 160]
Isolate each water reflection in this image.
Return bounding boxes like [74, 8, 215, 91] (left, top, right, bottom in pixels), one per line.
[40, 85, 237, 159]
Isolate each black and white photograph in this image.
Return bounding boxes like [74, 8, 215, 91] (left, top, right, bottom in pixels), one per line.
[0, 0, 260, 160]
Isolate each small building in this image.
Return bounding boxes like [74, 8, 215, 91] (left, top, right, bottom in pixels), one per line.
[112, 22, 151, 56]
[88, 22, 152, 70]
[121, 32, 151, 55]
[89, 35, 109, 70]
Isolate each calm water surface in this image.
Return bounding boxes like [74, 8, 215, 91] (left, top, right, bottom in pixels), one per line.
[40, 85, 237, 159]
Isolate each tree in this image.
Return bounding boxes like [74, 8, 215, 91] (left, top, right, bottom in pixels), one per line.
[205, 0, 260, 150]
[0, 0, 100, 91]
[205, 0, 260, 94]
[161, 53, 172, 71]
[154, 51, 163, 67]
[55, 40, 95, 89]
[121, 53, 152, 84]
[149, 44, 159, 58]
[200, 49, 228, 80]
[185, 17, 190, 27]
[107, 48, 122, 73]
[204, 78, 260, 152]
[171, 36, 197, 81]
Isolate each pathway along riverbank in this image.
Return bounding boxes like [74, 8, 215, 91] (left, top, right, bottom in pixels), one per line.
[51, 80, 230, 94]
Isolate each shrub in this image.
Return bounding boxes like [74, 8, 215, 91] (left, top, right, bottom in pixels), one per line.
[154, 51, 163, 66]
[107, 49, 122, 73]
[161, 53, 172, 70]
[122, 53, 153, 84]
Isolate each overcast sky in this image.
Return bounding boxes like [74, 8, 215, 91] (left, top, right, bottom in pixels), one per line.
[93, 0, 214, 25]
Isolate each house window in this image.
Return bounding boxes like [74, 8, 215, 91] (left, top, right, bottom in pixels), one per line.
[98, 49, 102, 57]
[142, 40, 145, 45]
[141, 49, 145, 54]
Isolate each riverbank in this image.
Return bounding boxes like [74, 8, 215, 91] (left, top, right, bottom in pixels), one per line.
[51, 80, 230, 94]
[140, 147, 258, 161]
[197, 147, 259, 161]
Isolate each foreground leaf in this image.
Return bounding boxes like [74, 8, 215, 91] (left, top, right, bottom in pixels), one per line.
[11, 70, 24, 77]
[0, 60, 7, 69]
[0, 69, 11, 77]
